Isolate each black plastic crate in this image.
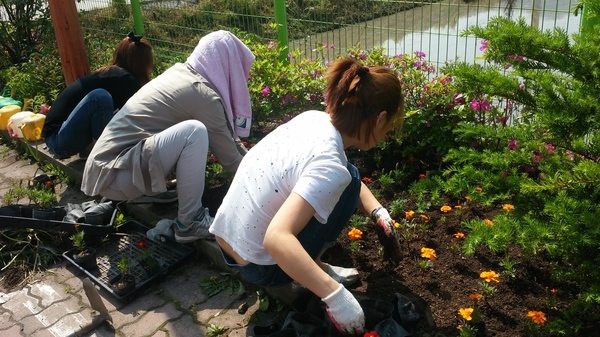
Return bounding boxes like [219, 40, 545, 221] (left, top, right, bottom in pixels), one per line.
[63, 220, 194, 301]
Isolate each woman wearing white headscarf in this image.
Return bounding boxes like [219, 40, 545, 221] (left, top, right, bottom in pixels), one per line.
[81, 30, 254, 243]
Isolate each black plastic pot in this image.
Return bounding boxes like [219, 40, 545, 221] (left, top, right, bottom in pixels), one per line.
[72, 247, 98, 271]
[110, 273, 136, 296]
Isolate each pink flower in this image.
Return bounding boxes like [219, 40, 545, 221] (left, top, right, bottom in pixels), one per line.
[359, 53, 367, 60]
[545, 143, 555, 152]
[519, 83, 526, 90]
[268, 41, 276, 50]
[414, 60, 426, 68]
[453, 93, 465, 105]
[508, 139, 518, 150]
[260, 86, 270, 96]
[415, 50, 426, 58]
[480, 39, 489, 52]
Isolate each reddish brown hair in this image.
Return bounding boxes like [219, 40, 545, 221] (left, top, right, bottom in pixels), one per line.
[324, 57, 404, 142]
[97, 34, 154, 85]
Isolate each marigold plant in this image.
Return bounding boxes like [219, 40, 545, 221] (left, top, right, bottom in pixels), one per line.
[348, 228, 363, 241]
[480, 270, 500, 283]
[527, 311, 547, 325]
[454, 232, 465, 239]
[470, 293, 482, 301]
[502, 204, 515, 212]
[405, 210, 415, 220]
[458, 307, 474, 321]
[440, 205, 452, 213]
[483, 219, 494, 227]
[421, 247, 437, 260]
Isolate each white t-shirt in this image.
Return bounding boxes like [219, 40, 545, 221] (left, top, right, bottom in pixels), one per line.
[210, 110, 351, 265]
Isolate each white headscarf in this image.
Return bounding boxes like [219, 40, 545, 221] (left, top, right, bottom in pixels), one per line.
[186, 30, 255, 137]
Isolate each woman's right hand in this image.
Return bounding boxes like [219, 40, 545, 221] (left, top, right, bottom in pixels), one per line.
[321, 284, 365, 334]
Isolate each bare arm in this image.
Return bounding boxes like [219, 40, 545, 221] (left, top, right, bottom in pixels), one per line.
[357, 181, 382, 217]
[263, 192, 340, 298]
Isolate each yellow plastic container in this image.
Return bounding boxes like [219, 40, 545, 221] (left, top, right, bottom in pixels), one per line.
[0, 105, 22, 130]
[21, 113, 45, 141]
[7, 111, 34, 138]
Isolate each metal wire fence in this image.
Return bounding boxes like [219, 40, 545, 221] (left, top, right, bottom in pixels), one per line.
[77, 0, 582, 69]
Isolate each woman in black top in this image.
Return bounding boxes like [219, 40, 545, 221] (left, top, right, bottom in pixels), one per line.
[43, 32, 154, 159]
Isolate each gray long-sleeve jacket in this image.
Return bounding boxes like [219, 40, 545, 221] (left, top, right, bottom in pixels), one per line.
[81, 62, 247, 196]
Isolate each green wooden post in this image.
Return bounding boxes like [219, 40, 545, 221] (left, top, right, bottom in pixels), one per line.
[581, 3, 600, 34]
[273, 0, 289, 64]
[130, 0, 145, 35]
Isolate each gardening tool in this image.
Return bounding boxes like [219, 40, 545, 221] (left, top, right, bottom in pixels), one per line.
[65, 277, 113, 337]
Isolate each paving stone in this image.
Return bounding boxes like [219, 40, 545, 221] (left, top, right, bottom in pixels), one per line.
[0, 324, 24, 337]
[119, 302, 182, 336]
[2, 287, 42, 321]
[161, 314, 207, 337]
[0, 312, 15, 330]
[30, 282, 70, 307]
[194, 291, 245, 324]
[19, 297, 84, 336]
[160, 265, 215, 309]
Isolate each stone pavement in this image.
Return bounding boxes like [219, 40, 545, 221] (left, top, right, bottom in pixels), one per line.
[0, 135, 297, 337]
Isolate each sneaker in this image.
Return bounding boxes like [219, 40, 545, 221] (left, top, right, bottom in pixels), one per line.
[147, 219, 175, 243]
[327, 264, 359, 287]
[174, 207, 214, 243]
[129, 190, 178, 204]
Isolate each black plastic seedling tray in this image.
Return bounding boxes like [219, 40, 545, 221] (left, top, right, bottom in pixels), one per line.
[63, 220, 194, 302]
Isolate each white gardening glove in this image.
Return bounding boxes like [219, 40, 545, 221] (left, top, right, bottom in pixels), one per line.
[371, 206, 402, 263]
[321, 284, 365, 335]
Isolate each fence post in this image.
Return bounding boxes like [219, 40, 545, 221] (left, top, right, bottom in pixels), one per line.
[48, 0, 90, 85]
[581, 3, 600, 34]
[273, 0, 289, 64]
[130, 0, 145, 35]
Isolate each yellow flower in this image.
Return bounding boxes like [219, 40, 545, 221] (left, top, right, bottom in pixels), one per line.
[502, 204, 515, 212]
[465, 195, 472, 202]
[454, 232, 465, 239]
[392, 219, 400, 228]
[527, 311, 547, 325]
[470, 293, 482, 301]
[483, 219, 494, 227]
[458, 307, 474, 321]
[421, 247, 436, 260]
[480, 270, 500, 283]
[348, 228, 363, 241]
[405, 210, 415, 220]
[440, 205, 452, 213]
[454, 205, 463, 209]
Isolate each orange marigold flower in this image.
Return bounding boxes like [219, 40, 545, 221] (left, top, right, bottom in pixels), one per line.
[407, 157, 416, 163]
[363, 331, 380, 337]
[458, 307, 474, 321]
[454, 232, 465, 239]
[421, 247, 437, 260]
[550, 288, 558, 294]
[502, 204, 515, 212]
[480, 270, 500, 283]
[527, 311, 547, 325]
[454, 205, 463, 209]
[476, 186, 483, 192]
[457, 325, 463, 330]
[348, 228, 363, 241]
[484, 219, 494, 227]
[465, 195, 472, 202]
[362, 177, 373, 184]
[440, 205, 452, 213]
[405, 210, 415, 220]
[418, 173, 426, 179]
[420, 214, 429, 222]
[470, 293, 482, 301]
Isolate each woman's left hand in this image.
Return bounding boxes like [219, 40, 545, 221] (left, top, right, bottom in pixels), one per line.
[372, 207, 402, 264]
